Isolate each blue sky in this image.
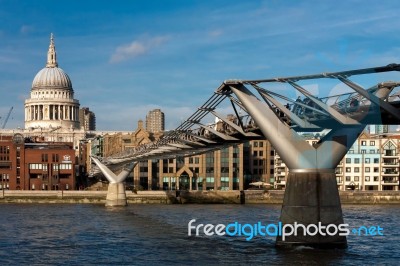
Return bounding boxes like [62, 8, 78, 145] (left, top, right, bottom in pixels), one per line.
[1, 0, 400, 130]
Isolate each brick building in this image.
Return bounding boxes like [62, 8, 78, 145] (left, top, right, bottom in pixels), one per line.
[0, 134, 75, 190]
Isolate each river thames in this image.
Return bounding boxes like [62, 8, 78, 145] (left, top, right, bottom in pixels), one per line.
[0, 204, 398, 265]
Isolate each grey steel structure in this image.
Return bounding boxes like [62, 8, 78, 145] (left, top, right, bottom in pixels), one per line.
[93, 63, 400, 248]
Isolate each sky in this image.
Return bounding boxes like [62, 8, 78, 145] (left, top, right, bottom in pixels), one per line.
[1, 0, 400, 131]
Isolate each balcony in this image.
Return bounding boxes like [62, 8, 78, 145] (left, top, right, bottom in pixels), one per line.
[276, 171, 286, 177]
[382, 161, 398, 167]
[382, 177, 399, 184]
[382, 170, 399, 175]
[382, 151, 398, 158]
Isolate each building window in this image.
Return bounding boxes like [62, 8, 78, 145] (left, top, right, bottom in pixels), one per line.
[373, 167, 379, 173]
[259, 151, 263, 157]
[346, 158, 351, 163]
[354, 158, 360, 164]
[346, 167, 351, 173]
[365, 176, 370, 182]
[220, 177, 229, 190]
[361, 141, 366, 146]
[365, 158, 370, 164]
[354, 167, 360, 173]
[370, 149, 375, 154]
[253, 151, 257, 157]
[365, 167, 370, 173]
[361, 150, 366, 154]
[370, 141, 375, 146]
[52, 154, 59, 162]
[374, 176, 379, 182]
[346, 176, 351, 181]
[221, 167, 229, 173]
[354, 176, 359, 182]
[374, 158, 379, 164]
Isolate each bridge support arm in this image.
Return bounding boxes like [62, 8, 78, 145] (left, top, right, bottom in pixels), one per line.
[91, 157, 137, 207]
[230, 84, 315, 169]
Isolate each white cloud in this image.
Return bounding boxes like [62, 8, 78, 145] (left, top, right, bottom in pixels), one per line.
[109, 36, 169, 63]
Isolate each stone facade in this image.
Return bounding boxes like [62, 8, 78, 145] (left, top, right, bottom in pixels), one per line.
[25, 34, 80, 131]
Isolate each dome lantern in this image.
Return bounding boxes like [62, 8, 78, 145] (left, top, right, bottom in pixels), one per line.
[46, 33, 58, 68]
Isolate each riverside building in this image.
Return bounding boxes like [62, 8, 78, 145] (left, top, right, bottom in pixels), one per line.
[274, 132, 399, 191]
[0, 134, 75, 190]
[91, 120, 275, 191]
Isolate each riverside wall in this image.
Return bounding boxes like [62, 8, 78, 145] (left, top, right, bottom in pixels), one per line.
[0, 190, 399, 204]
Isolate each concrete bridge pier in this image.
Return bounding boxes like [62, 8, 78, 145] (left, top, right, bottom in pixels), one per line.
[91, 157, 137, 207]
[276, 170, 346, 248]
[106, 182, 127, 207]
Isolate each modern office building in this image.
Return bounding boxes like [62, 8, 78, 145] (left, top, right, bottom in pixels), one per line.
[145, 109, 165, 133]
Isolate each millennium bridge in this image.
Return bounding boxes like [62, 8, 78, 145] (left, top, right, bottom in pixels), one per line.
[92, 63, 400, 248]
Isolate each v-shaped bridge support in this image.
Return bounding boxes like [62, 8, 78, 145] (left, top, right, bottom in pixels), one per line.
[230, 84, 365, 248]
[91, 157, 137, 207]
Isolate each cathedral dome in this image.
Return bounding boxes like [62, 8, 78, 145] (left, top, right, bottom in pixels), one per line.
[31, 33, 73, 90]
[25, 33, 80, 131]
[32, 67, 72, 89]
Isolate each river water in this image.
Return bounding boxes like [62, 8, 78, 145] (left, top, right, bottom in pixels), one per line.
[0, 203, 398, 265]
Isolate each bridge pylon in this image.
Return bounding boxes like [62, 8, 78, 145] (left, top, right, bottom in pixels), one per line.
[230, 84, 369, 248]
[91, 157, 137, 207]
